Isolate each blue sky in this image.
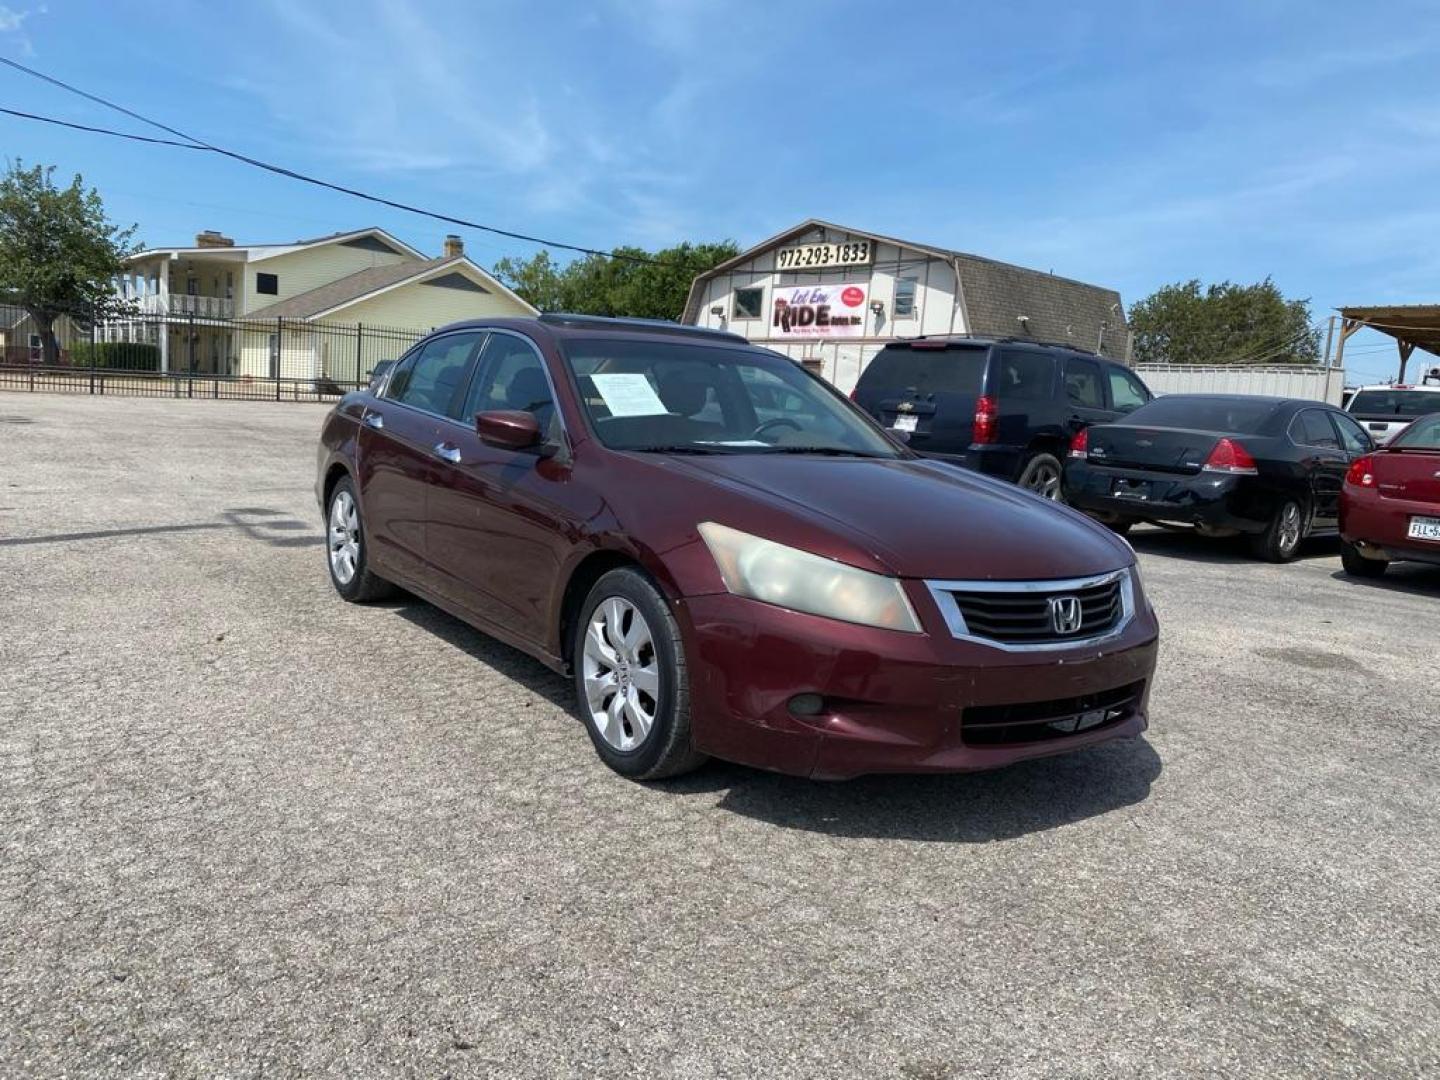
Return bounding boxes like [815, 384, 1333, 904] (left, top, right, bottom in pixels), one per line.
[3, 0, 1437, 382]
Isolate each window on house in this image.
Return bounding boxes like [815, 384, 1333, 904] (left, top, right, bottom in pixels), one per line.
[256, 272, 279, 295]
[732, 287, 764, 320]
[894, 277, 918, 319]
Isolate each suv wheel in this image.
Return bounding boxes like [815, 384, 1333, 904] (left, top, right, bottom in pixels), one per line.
[1017, 453, 1063, 500]
[573, 568, 708, 780]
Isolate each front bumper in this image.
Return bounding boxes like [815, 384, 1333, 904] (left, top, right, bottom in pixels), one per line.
[1063, 465, 1270, 533]
[676, 586, 1159, 780]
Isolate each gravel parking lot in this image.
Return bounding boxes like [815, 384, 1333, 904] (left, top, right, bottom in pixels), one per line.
[2, 393, 1437, 1079]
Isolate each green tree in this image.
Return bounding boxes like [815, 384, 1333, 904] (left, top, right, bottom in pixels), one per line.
[1128, 278, 1319, 365]
[0, 161, 138, 365]
[493, 240, 739, 320]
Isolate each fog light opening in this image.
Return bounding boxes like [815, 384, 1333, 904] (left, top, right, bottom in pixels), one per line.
[787, 693, 826, 717]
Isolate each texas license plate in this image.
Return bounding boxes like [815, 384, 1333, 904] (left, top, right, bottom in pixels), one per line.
[892, 414, 918, 432]
[1112, 478, 1150, 500]
[1407, 515, 1440, 542]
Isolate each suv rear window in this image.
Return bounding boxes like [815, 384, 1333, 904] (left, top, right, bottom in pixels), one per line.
[859, 345, 987, 396]
[1124, 397, 1280, 433]
[1348, 389, 1440, 418]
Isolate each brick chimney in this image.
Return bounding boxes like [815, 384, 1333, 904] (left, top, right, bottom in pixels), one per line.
[195, 230, 235, 248]
[442, 234, 464, 258]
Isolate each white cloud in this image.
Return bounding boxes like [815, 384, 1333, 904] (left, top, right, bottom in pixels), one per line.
[0, 3, 44, 54]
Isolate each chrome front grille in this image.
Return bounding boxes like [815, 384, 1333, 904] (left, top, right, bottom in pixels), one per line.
[925, 569, 1135, 651]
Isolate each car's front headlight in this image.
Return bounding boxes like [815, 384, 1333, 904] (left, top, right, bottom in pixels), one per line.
[697, 522, 921, 633]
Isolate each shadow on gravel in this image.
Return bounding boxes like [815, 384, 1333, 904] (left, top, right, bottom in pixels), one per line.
[1328, 566, 1440, 597]
[664, 737, 1162, 843]
[389, 601, 574, 709]
[1127, 525, 1339, 564]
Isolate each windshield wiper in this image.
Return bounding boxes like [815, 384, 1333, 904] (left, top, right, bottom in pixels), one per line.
[629, 445, 726, 454]
[757, 446, 891, 458]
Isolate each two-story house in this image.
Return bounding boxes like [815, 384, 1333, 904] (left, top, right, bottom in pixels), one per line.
[107, 226, 536, 379]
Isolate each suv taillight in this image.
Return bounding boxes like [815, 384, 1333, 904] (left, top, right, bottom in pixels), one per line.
[1345, 454, 1376, 487]
[1202, 437, 1259, 475]
[1069, 427, 1089, 458]
[972, 395, 998, 445]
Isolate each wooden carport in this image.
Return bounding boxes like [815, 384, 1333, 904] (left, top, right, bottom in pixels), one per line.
[1335, 304, 1440, 383]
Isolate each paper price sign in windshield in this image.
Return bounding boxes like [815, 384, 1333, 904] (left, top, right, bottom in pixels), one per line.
[590, 373, 668, 417]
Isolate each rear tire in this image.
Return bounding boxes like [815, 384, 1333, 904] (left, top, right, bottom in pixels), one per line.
[1340, 540, 1388, 578]
[1249, 498, 1306, 563]
[1017, 452, 1063, 501]
[325, 477, 396, 602]
[573, 568, 708, 781]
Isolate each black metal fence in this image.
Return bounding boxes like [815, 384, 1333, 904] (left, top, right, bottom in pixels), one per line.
[0, 302, 424, 403]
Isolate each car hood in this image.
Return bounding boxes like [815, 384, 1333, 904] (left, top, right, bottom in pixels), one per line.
[659, 453, 1133, 580]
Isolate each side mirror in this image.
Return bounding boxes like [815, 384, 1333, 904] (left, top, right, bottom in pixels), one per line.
[476, 409, 542, 450]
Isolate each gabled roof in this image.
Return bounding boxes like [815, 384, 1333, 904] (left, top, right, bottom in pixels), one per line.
[245, 255, 537, 320]
[683, 218, 1129, 359]
[125, 226, 424, 264]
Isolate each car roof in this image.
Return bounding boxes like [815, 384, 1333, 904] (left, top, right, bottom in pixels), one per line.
[1350, 383, 1440, 391]
[430, 313, 749, 346]
[1148, 393, 1309, 407]
[885, 335, 1107, 357]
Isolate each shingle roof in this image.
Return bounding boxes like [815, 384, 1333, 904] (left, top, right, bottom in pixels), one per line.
[246, 258, 456, 320]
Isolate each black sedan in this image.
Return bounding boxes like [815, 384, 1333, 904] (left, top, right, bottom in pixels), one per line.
[1062, 395, 1377, 561]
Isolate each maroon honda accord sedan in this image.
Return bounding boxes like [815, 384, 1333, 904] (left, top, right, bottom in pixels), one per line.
[316, 315, 1159, 780]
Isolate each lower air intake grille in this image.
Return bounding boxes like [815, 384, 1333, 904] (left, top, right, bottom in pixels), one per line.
[961, 681, 1145, 746]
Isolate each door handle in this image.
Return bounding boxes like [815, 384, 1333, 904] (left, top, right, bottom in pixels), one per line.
[363, 412, 384, 430]
[433, 442, 462, 464]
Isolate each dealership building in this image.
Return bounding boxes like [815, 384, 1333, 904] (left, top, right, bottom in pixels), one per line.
[682, 219, 1129, 393]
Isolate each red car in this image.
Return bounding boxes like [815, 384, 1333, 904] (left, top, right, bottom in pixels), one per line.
[1339, 411, 1440, 577]
[316, 315, 1159, 780]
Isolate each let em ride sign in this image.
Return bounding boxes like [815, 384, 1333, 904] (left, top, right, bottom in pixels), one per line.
[771, 282, 869, 339]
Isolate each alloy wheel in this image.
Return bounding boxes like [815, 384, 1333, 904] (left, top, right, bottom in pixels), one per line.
[1024, 461, 1062, 499]
[328, 490, 360, 585]
[582, 596, 660, 751]
[1277, 502, 1303, 555]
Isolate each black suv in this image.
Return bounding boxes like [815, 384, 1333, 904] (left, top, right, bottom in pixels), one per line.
[851, 337, 1154, 498]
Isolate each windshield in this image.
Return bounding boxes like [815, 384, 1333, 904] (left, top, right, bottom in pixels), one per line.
[561, 338, 904, 457]
[1122, 396, 1280, 434]
[1349, 389, 1440, 418]
[1390, 413, 1440, 450]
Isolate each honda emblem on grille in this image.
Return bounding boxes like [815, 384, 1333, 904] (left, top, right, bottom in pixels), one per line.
[1048, 595, 1083, 635]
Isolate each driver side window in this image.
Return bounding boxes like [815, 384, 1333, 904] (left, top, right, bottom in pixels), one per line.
[1108, 367, 1151, 413]
[461, 334, 559, 441]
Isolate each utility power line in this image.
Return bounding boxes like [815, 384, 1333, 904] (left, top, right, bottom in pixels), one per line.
[0, 56, 667, 266]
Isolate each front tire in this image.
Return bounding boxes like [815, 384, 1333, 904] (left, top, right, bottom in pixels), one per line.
[1340, 539, 1388, 578]
[1249, 498, 1306, 562]
[573, 568, 707, 780]
[1017, 452, 1063, 501]
[325, 476, 395, 602]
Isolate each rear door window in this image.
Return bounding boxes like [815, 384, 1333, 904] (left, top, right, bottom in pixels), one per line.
[1107, 366, 1151, 413]
[388, 332, 483, 416]
[1063, 357, 1105, 408]
[994, 349, 1055, 399]
[1293, 409, 1341, 449]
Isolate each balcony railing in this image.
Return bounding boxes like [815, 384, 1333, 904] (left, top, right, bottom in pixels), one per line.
[132, 294, 235, 318]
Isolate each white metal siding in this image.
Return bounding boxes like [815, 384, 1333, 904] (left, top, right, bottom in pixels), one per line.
[1133, 363, 1347, 405]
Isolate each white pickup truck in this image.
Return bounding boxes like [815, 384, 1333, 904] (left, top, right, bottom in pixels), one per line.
[1345, 371, 1440, 445]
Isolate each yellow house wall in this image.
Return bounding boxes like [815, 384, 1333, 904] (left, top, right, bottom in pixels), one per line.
[242, 242, 414, 315]
[331, 278, 533, 332]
